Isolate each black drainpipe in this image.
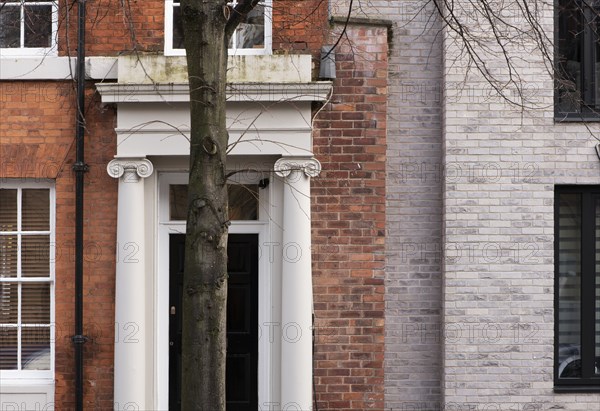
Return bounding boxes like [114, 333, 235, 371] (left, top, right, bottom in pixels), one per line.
[72, 0, 88, 410]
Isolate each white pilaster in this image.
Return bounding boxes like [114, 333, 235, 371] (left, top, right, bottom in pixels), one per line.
[274, 157, 321, 411]
[107, 158, 154, 411]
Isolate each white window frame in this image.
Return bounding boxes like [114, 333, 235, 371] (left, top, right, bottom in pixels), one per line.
[0, 1, 59, 57]
[164, 0, 272, 56]
[0, 180, 55, 381]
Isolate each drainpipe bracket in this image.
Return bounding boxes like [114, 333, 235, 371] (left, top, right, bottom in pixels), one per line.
[72, 162, 89, 172]
[71, 334, 89, 344]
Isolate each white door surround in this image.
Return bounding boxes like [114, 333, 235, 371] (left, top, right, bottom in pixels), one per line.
[97, 60, 330, 409]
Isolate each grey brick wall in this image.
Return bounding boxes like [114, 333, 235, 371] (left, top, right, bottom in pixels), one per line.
[441, 0, 600, 409]
[384, 2, 444, 409]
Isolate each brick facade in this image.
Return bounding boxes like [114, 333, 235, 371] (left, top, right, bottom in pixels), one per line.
[329, 0, 600, 409]
[312, 21, 388, 410]
[1, 2, 387, 410]
[0, 83, 118, 408]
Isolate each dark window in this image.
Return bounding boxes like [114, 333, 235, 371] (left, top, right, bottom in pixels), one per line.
[169, 184, 259, 221]
[556, 0, 600, 119]
[555, 186, 600, 391]
[0, 1, 56, 51]
[168, 0, 268, 53]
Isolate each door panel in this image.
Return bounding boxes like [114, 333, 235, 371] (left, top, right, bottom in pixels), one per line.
[169, 234, 259, 410]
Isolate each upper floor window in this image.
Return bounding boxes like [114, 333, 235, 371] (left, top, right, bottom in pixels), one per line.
[556, 0, 600, 120]
[164, 0, 272, 56]
[0, 1, 58, 56]
[0, 181, 54, 380]
[555, 186, 600, 391]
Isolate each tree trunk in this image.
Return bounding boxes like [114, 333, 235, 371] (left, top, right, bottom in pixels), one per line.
[180, 0, 230, 409]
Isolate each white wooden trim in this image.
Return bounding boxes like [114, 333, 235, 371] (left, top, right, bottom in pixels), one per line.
[0, 180, 55, 384]
[163, 0, 273, 57]
[0, 1, 58, 58]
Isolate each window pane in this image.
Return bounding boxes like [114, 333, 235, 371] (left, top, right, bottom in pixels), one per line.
[236, 4, 265, 49]
[0, 6, 21, 48]
[557, 193, 582, 378]
[24, 6, 52, 48]
[170, 184, 188, 221]
[21, 327, 49, 370]
[22, 189, 50, 231]
[596, 10, 600, 109]
[596, 198, 600, 375]
[557, 0, 583, 113]
[0, 189, 17, 231]
[228, 184, 258, 220]
[21, 283, 50, 324]
[172, 5, 184, 49]
[0, 235, 18, 278]
[0, 327, 17, 370]
[170, 184, 258, 221]
[21, 235, 50, 277]
[0, 283, 18, 324]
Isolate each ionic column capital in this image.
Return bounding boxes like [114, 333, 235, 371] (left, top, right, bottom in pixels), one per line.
[274, 157, 321, 178]
[107, 158, 154, 180]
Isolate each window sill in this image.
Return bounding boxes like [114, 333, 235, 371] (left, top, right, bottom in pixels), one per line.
[0, 48, 58, 58]
[554, 113, 600, 122]
[554, 385, 600, 393]
[0, 56, 118, 80]
[164, 48, 272, 57]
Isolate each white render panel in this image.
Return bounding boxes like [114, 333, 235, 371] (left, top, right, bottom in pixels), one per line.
[117, 54, 312, 84]
[0, 383, 54, 410]
[114, 102, 314, 157]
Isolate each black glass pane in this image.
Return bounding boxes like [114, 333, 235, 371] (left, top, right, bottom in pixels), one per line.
[24, 6, 52, 48]
[0, 6, 21, 48]
[596, 198, 600, 375]
[557, 0, 583, 113]
[557, 193, 582, 378]
[173, 6, 184, 49]
[596, 9, 600, 110]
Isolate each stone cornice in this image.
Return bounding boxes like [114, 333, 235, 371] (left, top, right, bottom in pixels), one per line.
[96, 82, 333, 103]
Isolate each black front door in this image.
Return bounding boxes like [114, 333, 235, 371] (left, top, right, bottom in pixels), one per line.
[169, 234, 259, 410]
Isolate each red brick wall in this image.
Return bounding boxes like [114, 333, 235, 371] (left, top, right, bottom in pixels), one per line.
[0, 82, 118, 409]
[1, 7, 386, 411]
[312, 22, 388, 410]
[55, 0, 328, 57]
[272, 0, 329, 56]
